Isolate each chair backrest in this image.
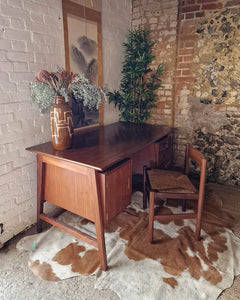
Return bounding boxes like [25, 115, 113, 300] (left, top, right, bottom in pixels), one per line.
[184, 144, 207, 195]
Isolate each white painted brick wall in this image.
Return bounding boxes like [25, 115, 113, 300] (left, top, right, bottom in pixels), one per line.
[102, 0, 132, 125]
[0, 0, 131, 247]
[0, 0, 65, 247]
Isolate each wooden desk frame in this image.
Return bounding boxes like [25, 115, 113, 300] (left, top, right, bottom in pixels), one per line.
[28, 122, 172, 271]
[36, 154, 107, 270]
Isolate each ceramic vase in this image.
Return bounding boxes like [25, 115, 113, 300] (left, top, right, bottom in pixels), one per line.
[50, 96, 74, 150]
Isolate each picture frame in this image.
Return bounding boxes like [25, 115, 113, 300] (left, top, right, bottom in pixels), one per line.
[62, 0, 103, 130]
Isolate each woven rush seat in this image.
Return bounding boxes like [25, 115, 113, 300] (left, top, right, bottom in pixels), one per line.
[147, 169, 197, 194]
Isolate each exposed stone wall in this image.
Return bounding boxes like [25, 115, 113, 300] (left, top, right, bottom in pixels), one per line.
[190, 5, 240, 184]
[175, 0, 240, 185]
[132, 0, 240, 185]
[193, 8, 240, 106]
[193, 114, 240, 184]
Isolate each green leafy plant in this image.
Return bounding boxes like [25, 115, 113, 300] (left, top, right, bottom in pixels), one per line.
[30, 67, 106, 113]
[108, 28, 164, 123]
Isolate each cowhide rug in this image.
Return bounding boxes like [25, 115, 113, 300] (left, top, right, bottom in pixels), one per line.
[17, 187, 240, 300]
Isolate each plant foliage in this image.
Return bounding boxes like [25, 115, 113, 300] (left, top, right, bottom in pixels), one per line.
[30, 68, 106, 113]
[108, 28, 164, 123]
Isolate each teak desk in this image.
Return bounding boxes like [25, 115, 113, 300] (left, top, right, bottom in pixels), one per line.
[27, 122, 172, 271]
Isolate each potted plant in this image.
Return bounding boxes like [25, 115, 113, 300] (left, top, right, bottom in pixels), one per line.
[30, 67, 106, 150]
[108, 28, 164, 123]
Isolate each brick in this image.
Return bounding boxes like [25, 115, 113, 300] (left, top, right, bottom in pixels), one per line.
[178, 62, 192, 69]
[48, 7, 63, 19]
[0, 62, 14, 72]
[9, 91, 30, 102]
[1, 5, 30, 20]
[7, 0, 23, 8]
[225, 0, 240, 7]
[177, 56, 184, 63]
[32, 32, 45, 44]
[183, 55, 193, 62]
[7, 51, 34, 62]
[16, 81, 31, 91]
[43, 15, 60, 26]
[0, 71, 10, 81]
[181, 5, 200, 13]
[0, 183, 9, 194]
[7, 121, 22, 132]
[164, 84, 173, 89]
[23, 1, 48, 14]
[11, 40, 26, 51]
[177, 70, 182, 76]
[196, 11, 205, 17]
[0, 50, 8, 61]
[0, 40, 12, 50]
[40, 0, 61, 8]
[30, 12, 44, 24]
[0, 113, 14, 124]
[0, 93, 11, 105]
[157, 102, 165, 108]
[202, 2, 223, 9]
[197, 0, 218, 2]
[185, 12, 195, 19]
[10, 18, 25, 30]
[149, 17, 158, 23]
[182, 69, 191, 76]
[176, 76, 194, 82]
[0, 17, 11, 28]
[4, 29, 31, 41]
[13, 62, 29, 72]
[25, 21, 49, 35]
[180, 34, 195, 42]
[185, 41, 195, 47]
[9, 71, 35, 82]
[0, 102, 20, 114]
[179, 48, 194, 55]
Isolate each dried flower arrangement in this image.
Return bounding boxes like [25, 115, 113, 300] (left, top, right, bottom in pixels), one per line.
[30, 67, 106, 113]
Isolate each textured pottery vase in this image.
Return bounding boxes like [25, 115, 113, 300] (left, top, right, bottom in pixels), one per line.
[50, 96, 74, 150]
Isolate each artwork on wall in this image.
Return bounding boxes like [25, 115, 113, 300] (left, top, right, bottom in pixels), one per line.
[62, 0, 102, 129]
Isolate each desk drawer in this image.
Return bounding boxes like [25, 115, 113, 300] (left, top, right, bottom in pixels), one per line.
[99, 159, 132, 225]
[157, 135, 171, 151]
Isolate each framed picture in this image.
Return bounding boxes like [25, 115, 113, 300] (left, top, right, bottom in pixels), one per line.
[62, 0, 103, 130]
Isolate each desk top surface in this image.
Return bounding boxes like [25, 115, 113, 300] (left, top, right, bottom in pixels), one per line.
[27, 122, 171, 171]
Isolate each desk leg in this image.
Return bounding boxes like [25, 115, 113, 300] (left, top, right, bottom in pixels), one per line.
[37, 154, 44, 233]
[92, 170, 107, 271]
[154, 142, 160, 168]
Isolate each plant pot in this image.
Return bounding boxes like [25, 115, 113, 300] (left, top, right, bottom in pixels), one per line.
[50, 96, 74, 150]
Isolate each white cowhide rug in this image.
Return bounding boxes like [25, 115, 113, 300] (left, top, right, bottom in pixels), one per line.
[17, 188, 240, 300]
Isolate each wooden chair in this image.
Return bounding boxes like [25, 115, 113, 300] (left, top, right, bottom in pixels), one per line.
[143, 144, 207, 243]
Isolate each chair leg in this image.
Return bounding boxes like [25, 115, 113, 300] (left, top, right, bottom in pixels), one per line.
[143, 165, 148, 209]
[195, 194, 204, 241]
[143, 182, 147, 209]
[148, 191, 155, 243]
[182, 199, 186, 212]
